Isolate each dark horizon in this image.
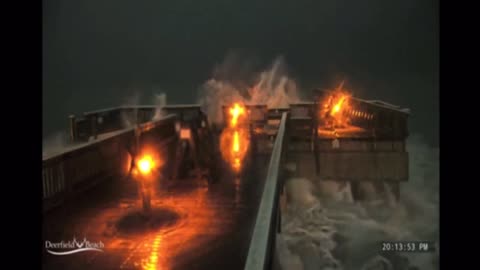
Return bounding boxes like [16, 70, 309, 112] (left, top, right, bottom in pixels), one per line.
[43, 0, 438, 146]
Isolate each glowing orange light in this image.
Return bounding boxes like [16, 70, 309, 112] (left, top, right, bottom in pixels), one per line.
[234, 158, 240, 170]
[320, 90, 352, 128]
[331, 95, 347, 115]
[233, 131, 240, 153]
[220, 103, 250, 172]
[122, 186, 212, 270]
[222, 128, 249, 172]
[138, 155, 154, 175]
[142, 234, 162, 270]
[229, 103, 245, 128]
[180, 128, 191, 139]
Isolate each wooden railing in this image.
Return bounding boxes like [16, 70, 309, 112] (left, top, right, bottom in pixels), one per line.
[42, 114, 177, 213]
[70, 106, 158, 142]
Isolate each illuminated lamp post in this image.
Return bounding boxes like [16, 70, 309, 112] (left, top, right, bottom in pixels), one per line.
[136, 155, 155, 215]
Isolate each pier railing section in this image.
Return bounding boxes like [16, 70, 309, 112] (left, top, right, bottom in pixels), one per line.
[244, 112, 288, 270]
[42, 114, 178, 213]
[69, 105, 158, 142]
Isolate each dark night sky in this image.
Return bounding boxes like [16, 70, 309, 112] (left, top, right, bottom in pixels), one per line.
[42, 0, 439, 146]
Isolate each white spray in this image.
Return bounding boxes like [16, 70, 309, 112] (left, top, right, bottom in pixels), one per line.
[279, 136, 439, 270]
[197, 55, 302, 125]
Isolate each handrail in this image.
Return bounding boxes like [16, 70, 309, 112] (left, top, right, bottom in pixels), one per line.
[43, 114, 177, 162]
[42, 114, 178, 212]
[42, 127, 135, 162]
[244, 112, 287, 270]
[83, 105, 157, 116]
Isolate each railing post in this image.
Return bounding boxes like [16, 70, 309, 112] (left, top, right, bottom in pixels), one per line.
[90, 115, 98, 139]
[69, 115, 77, 143]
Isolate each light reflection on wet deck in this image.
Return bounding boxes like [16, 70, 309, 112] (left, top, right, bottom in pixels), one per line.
[117, 186, 219, 270]
[43, 156, 268, 270]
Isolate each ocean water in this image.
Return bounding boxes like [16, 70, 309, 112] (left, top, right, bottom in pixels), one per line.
[278, 135, 439, 270]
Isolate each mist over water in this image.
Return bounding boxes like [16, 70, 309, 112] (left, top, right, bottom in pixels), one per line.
[279, 136, 439, 270]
